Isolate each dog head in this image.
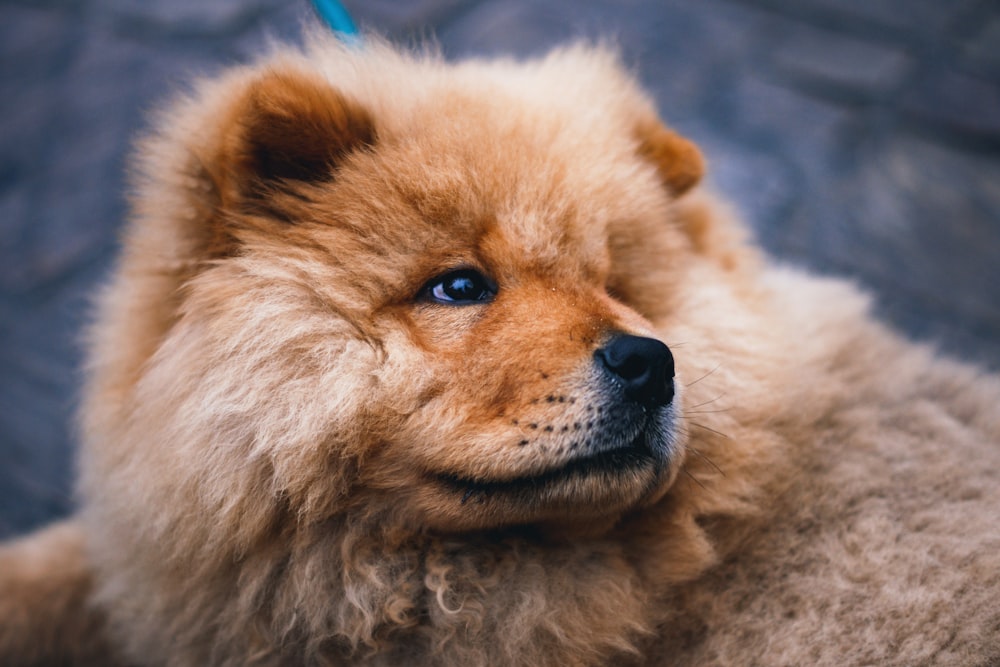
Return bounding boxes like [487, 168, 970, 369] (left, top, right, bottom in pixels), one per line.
[82, 41, 708, 551]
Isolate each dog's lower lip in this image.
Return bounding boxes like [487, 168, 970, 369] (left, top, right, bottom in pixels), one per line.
[437, 432, 655, 503]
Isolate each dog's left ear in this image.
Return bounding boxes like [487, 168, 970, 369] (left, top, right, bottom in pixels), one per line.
[635, 118, 704, 197]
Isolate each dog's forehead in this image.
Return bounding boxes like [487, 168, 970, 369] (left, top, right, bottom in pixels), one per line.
[361, 92, 647, 279]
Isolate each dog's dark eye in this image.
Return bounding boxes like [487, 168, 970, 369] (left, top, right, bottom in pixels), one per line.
[420, 269, 497, 305]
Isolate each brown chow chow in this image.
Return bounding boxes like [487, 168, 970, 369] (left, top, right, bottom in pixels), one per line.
[1, 33, 998, 667]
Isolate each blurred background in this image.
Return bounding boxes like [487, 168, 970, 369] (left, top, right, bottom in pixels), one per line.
[1, 0, 998, 539]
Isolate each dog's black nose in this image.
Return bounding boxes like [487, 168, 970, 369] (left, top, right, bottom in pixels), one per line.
[595, 335, 675, 407]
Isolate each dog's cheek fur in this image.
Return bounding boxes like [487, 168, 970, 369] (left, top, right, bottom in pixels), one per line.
[79, 270, 374, 659]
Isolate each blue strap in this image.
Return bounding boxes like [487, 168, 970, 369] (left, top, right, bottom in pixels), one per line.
[311, 0, 360, 41]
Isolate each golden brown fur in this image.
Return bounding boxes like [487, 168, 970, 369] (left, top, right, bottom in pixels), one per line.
[1, 33, 998, 666]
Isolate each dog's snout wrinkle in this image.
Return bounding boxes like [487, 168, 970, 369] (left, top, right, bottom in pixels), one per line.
[595, 335, 675, 407]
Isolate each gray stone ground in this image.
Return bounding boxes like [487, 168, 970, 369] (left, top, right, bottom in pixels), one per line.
[1, 0, 998, 538]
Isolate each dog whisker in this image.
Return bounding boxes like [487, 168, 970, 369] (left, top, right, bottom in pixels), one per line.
[688, 446, 725, 477]
[687, 421, 731, 440]
[684, 407, 732, 415]
[686, 393, 726, 410]
[682, 468, 708, 490]
[682, 363, 721, 389]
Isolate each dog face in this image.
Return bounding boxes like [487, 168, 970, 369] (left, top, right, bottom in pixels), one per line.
[352, 157, 687, 531]
[83, 43, 706, 551]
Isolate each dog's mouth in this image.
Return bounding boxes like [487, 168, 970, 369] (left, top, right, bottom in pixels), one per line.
[425, 414, 677, 530]
[437, 430, 658, 504]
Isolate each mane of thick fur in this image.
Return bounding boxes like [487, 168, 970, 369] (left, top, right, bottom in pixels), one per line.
[77, 36, 724, 665]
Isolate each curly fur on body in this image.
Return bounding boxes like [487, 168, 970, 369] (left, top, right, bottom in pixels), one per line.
[0, 32, 998, 667]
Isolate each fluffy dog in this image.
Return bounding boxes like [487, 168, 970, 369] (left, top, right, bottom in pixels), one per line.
[1, 33, 998, 666]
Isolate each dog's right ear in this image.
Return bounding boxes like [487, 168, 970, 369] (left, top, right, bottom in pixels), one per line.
[633, 117, 752, 267]
[199, 67, 375, 256]
[635, 117, 704, 198]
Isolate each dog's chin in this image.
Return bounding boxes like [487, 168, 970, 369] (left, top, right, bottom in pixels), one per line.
[416, 421, 681, 533]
